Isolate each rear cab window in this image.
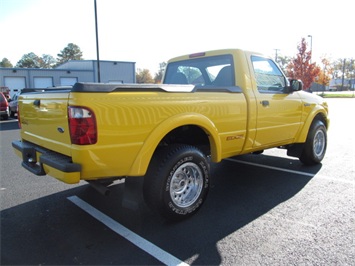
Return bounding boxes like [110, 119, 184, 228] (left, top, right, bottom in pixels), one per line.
[164, 55, 235, 87]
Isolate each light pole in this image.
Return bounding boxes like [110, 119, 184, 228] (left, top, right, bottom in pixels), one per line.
[94, 0, 101, 82]
[308, 35, 313, 63]
[274, 48, 280, 62]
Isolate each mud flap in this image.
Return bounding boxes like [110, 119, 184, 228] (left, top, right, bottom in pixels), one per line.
[122, 176, 145, 211]
[287, 143, 304, 158]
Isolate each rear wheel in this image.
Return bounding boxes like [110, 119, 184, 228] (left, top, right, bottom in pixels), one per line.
[143, 144, 210, 221]
[299, 120, 327, 165]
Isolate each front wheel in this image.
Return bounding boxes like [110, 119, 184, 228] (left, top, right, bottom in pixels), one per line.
[299, 120, 327, 165]
[143, 144, 210, 221]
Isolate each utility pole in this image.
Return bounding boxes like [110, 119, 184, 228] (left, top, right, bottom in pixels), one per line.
[274, 49, 280, 62]
[341, 58, 346, 91]
[308, 35, 313, 63]
[94, 0, 101, 83]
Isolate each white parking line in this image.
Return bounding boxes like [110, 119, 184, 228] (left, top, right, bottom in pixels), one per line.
[225, 158, 314, 177]
[67, 196, 189, 266]
[225, 158, 355, 184]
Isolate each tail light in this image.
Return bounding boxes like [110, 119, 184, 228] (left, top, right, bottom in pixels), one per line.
[68, 106, 97, 145]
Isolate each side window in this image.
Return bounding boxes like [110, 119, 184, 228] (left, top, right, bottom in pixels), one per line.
[252, 56, 286, 93]
[0, 93, 5, 103]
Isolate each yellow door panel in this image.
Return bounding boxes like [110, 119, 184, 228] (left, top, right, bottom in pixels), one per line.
[251, 56, 303, 147]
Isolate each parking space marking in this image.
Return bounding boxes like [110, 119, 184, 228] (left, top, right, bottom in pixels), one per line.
[225, 158, 314, 176]
[68, 196, 189, 266]
[226, 158, 355, 184]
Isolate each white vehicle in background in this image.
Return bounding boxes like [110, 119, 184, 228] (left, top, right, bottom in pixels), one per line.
[8, 91, 21, 117]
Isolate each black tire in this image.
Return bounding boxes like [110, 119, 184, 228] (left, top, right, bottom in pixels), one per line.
[143, 144, 210, 221]
[299, 120, 327, 165]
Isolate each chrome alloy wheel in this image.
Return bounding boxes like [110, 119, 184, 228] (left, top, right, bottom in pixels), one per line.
[170, 162, 203, 208]
[313, 129, 326, 157]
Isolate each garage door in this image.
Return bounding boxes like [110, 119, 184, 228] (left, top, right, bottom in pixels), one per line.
[4, 77, 26, 95]
[34, 77, 53, 88]
[60, 77, 78, 86]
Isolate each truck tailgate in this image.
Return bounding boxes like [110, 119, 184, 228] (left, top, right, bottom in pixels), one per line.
[19, 90, 72, 156]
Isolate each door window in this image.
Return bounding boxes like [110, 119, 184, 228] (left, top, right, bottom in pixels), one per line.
[251, 56, 286, 93]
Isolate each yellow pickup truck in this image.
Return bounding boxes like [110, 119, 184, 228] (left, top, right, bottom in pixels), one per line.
[12, 49, 329, 221]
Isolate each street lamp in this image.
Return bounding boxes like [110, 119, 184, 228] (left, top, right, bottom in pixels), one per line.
[274, 48, 280, 62]
[308, 35, 313, 63]
[94, 0, 101, 82]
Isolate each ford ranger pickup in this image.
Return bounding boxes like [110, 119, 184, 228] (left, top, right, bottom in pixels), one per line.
[12, 49, 329, 221]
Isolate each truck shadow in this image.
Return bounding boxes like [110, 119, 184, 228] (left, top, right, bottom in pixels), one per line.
[1, 154, 319, 265]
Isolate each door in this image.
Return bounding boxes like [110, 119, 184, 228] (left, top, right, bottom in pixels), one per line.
[34, 77, 53, 88]
[4, 77, 26, 95]
[60, 77, 78, 86]
[251, 56, 303, 147]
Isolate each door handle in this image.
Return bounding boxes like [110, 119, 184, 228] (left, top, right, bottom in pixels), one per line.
[260, 100, 269, 107]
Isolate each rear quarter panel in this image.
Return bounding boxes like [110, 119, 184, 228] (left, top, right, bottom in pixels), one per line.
[69, 90, 247, 179]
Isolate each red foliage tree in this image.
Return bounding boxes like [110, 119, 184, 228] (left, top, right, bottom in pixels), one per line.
[286, 38, 320, 90]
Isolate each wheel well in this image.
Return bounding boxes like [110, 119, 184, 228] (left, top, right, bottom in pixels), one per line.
[314, 113, 328, 129]
[287, 113, 328, 158]
[158, 125, 211, 156]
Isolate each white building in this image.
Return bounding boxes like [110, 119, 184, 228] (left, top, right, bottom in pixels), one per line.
[0, 60, 136, 97]
[328, 78, 354, 91]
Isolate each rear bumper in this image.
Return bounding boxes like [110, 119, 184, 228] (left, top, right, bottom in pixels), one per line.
[12, 140, 81, 184]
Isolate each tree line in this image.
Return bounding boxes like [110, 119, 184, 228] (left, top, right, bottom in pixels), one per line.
[275, 38, 354, 91]
[0, 43, 83, 69]
[1, 39, 354, 90]
[0, 42, 164, 83]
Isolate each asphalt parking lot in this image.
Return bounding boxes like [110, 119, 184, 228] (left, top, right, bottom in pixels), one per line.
[1, 98, 354, 265]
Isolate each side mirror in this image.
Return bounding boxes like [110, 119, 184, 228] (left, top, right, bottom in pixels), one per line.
[289, 79, 303, 91]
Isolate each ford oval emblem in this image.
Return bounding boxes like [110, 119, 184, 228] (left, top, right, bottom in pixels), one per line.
[57, 127, 65, 133]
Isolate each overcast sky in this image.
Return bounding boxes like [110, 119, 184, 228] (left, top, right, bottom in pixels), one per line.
[1, 0, 353, 73]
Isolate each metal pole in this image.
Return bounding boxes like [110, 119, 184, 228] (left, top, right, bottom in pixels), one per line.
[308, 35, 312, 63]
[94, 0, 101, 82]
[341, 59, 346, 91]
[274, 49, 279, 62]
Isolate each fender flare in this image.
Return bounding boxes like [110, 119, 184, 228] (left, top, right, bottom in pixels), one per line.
[128, 113, 221, 176]
[296, 107, 329, 143]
